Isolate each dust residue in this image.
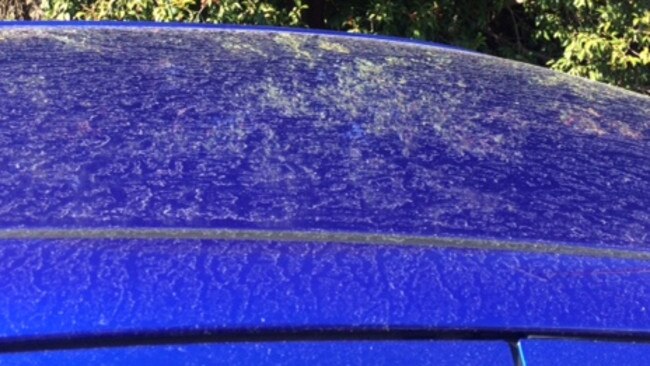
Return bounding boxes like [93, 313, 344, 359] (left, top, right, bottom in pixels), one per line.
[0, 29, 101, 52]
[218, 37, 268, 57]
[317, 39, 350, 54]
[249, 37, 527, 161]
[529, 68, 648, 140]
[273, 33, 312, 60]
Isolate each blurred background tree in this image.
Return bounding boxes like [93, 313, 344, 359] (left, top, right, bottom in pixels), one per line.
[522, 0, 650, 95]
[2, 0, 649, 95]
[0, 0, 42, 20]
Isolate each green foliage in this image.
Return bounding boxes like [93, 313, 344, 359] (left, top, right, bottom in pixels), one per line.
[323, 1, 504, 51]
[43, 0, 306, 25]
[0, 0, 42, 20]
[522, 0, 650, 95]
[14, 0, 650, 95]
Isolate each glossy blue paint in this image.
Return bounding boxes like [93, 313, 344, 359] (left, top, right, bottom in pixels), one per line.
[0, 341, 514, 366]
[0, 23, 649, 345]
[519, 339, 650, 366]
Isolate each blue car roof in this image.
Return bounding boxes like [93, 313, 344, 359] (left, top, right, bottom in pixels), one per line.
[0, 22, 648, 250]
[0, 22, 649, 357]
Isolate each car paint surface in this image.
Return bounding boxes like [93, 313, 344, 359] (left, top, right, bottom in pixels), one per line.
[0, 341, 515, 366]
[519, 339, 650, 366]
[1, 238, 650, 340]
[0, 23, 648, 355]
[0, 24, 647, 249]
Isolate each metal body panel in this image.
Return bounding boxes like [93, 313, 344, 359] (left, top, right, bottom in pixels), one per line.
[0, 341, 514, 366]
[0, 23, 648, 345]
[1, 239, 649, 340]
[0, 24, 647, 249]
[519, 339, 650, 366]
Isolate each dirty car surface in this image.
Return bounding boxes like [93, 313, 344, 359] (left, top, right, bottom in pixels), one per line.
[0, 23, 649, 364]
